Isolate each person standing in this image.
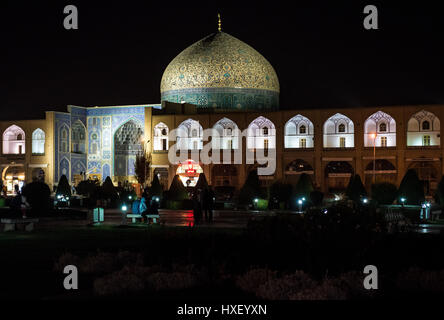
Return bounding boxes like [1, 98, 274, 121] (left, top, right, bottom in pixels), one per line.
[192, 190, 202, 225]
[208, 187, 215, 223]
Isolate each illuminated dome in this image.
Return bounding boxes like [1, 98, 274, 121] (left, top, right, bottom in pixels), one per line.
[160, 31, 280, 111]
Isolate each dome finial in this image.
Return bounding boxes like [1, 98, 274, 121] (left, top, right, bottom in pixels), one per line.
[217, 13, 222, 32]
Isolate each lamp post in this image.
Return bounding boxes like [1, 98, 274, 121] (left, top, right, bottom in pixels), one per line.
[370, 132, 377, 184]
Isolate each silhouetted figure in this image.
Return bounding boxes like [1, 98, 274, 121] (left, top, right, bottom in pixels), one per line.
[202, 188, 209, 222]
[208, 187, 215, 223]
[192, 190, 202, 225]
[149, 197, 159, 216]
[11, 185, 22, 216]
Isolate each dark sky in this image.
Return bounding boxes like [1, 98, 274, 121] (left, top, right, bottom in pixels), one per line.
[1, 1, 444, 120]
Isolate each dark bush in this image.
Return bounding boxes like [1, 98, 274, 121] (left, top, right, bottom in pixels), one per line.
[56, 174, 71, 197]
[310, 190, 324, 206]
[102, 176, 118, 200]
[345, 174, 367, 202]
[166, 175, 189, 201]
[22, 181, 51, 216]
[397, 169, 424, 205]
[371, 182, 397, 205]
[238, 169, 266, 205]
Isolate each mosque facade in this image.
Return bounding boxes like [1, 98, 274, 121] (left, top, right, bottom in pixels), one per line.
[1, 27, 443, 197]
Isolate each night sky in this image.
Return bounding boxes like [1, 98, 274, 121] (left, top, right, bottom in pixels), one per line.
[2, 1, 444, 120]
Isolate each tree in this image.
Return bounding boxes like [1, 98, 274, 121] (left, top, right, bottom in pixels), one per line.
[167, 175, 189, 201]
[76, 179, 100, 197]
[22, 181, 51, 216]
[310, 190, 324, 206]
[149, 174, 163, 198]
[102, 176, 118, 200]
[269, 181, 292, 209]
[345, 174, 367, 202]
[134, 151, 150, 186]
[195, 172, 209, 191]
[293, 173, 314, 200]
[371, 182, 397, 205]
[238, 169, 266, 205]
[397, 169, 425, 205]
[435, 176, 444, 206]
[56, 175, 71, 197]
[269, 181, 292, 203]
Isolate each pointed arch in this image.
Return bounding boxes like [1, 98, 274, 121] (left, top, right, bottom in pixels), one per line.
[364, 111, 396, 147]
[213, 117, 239, 149]
[407, 110, 440, 146]
[71, 120, 86, 154]
[323, 113, 354, 148]
[176, 118, 203, 150]
[154, 122, 169, 151]
[32, 128, 45, 155]
[3, 125, 26, 154]
[247, 116, 276, 149]
[284, 114, 314, 148]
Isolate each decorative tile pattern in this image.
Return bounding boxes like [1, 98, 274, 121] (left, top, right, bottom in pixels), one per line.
[161, 32, 279, 111]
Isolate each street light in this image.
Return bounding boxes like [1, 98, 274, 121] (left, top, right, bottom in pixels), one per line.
[400, 197, 406, 206]
[253, 198, 259, 210]
[370, 132, 377, 184]
[121, 204, 128, 225]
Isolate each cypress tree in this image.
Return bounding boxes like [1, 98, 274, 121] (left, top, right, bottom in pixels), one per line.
[397, 169, 425, 205]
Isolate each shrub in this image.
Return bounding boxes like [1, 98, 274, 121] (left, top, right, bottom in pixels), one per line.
[56, 174, 71, 197]
[434, 175, 444, 206]
[149, 174, 163, 198]
[236, 268, 277, 294]
[293, 174, 314, 198]
[257, 270, 317, 300]
[22, 181, 51, 215]
[94, 266, 150, 296]
[397, 169, 425, 205]
[396, 267, 444, 293]
[310, 190, 324, 206]
[238, 170, 266, 205]
[102, 176, 118, 200]
[345, 174, 367, 202]
[269, 181, 292, 206]
[371, 182, 397, 205]
[76, 179, 99, 197]
[167, 175, 189, 201]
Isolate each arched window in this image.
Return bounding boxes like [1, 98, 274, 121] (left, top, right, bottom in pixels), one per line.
[299, 125, 306, 134]
[154, 122, 169, 151]
[323, 113, 354, 148]
[407, 110, 440, 146]
[247, 116, 276, 149]
[32, 128, 45, 155]
[176, 119, 203, 150]
[59, 126, 69, 153]
[213, 117, 239, 150]
[285, 114, 314, 149]
[71, 121, 86, 154]
[3, 125, 26, 154]
[364, 111, 396, 147]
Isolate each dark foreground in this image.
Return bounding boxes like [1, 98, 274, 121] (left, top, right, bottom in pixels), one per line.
[2, 209, 444, 300]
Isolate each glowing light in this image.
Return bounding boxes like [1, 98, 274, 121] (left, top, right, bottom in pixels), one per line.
[121, 205, 128, 212]
[298, 199, 303, 205]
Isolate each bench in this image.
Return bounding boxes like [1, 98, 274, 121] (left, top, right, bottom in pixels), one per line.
[146, 214, 160, 224]
[126, 214, 143, 223]
[1, 218, 39, 232]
